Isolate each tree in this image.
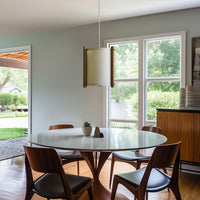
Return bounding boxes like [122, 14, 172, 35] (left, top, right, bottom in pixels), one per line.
[0, 75, 10, 92]
[111, 43, 138, 102]
[147, 39, 180, 92]
[114, 43, 138, 79]
[0, 67, 28, 93]
[111, 38, 181, 103]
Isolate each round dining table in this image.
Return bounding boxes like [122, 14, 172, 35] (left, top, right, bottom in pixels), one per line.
[28, 127, 167, 200]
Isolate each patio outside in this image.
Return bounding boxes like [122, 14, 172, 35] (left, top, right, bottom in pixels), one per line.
[0, 51, 28, 141]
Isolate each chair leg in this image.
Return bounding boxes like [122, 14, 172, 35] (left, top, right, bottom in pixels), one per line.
[162, 168, 170, 192]
[109, 154, 115, 189]
[163, 168, 167, 174]
[145, 192, 148, 200]
[88, 186, 94, 200]
[77, 161, 80, 175]
[25, 155, 34, 200]
[170, 185, 181, 200]
[111, 176, 119, 200]
[25, 190, 34, 200]
[136, 160, 142, 170]
[137, 189, 146, 200]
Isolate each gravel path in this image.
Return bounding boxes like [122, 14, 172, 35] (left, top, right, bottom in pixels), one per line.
[0, 137, 28, 160]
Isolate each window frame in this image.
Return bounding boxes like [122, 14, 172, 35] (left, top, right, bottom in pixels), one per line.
[104, 31, 186, 129]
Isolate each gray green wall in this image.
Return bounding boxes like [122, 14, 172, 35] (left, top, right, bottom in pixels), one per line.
[0, 7, 199, 133]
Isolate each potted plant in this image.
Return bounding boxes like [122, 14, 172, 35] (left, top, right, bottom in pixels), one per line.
[82, 122, 92, 136]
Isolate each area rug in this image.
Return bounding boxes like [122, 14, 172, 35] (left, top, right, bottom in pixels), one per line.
[0, 137, 29, 161]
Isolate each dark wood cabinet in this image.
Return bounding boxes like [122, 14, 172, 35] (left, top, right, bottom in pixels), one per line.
[157, 109, 200, 163]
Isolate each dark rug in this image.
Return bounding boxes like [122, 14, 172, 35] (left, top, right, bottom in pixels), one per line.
[0, 137, 28, 161]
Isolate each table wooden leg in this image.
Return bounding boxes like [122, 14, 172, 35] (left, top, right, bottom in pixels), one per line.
[81, 152, 128, 200]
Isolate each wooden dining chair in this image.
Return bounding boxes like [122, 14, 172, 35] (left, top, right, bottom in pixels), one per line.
[49, 124, 84, 175]
[109, 126, 161, 188]
[24, 146, 94, 200]
[111, 141, 182, 200]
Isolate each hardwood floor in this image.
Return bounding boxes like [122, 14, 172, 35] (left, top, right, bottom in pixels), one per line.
[0, 156, 200, 200]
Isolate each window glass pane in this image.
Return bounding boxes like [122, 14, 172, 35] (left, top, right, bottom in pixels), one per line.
[146, 38, 180, 78]
[112, 43, 138, 79]
[110, 121, 138, 130]
[110, 82, 138, 120]
[146, 81, 180, 121]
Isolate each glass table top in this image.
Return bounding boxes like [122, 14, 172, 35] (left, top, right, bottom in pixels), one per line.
[28, 128, 167, 152]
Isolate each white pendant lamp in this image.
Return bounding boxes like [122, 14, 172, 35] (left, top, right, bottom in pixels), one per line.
[83, 0, 115, 88]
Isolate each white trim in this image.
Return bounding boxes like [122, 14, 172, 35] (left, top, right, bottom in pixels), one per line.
[28, 46, 32, 135]
[115, 78, 138, 82]
[145, 77, 181, 81]
[102, 86, 108, 127]
[110, 119, 138, 123]
[104, 31, 186, 45]
[181, 31, 186, 88]
[143, 39, 148, 127]
[0, 45, 32, 134]
[0, 46, 30, 54]
[107, 86, 111, 127]
[138, 40, 144, 129]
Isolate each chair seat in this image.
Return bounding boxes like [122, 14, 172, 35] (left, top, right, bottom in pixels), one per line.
[117, 167, 170, 192]
[113, 151, 150, 161]
[33, 173, 92, 198]
[56, 149, 83, 160]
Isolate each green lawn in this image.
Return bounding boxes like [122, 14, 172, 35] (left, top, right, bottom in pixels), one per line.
[0, 128, 27, 140]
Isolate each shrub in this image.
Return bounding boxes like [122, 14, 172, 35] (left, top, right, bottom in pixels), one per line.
[0, 93, 28, 109]
[131, 91, 179, 121]
[147, 91, 179, 120]
[17, 94, 28, 106]
[0, 93, 13, 109]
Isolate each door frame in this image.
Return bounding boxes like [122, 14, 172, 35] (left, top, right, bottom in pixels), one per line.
[0, 45, 32, 134]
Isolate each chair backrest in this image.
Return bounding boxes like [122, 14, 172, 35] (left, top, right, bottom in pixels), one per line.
[24, 146, 63, 173]
[141, 141, 181, 188]
[24, 146, 72, 197]
[141, 126, 161, 134]
[49, 124, 74, 130]
[150, 141, 181, 169]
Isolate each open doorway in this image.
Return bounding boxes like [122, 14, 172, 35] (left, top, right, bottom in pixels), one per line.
[0, 46, 31, 160]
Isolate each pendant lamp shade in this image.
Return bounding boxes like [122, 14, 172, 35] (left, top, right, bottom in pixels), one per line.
[83, 46, 114, 87]
[82, 0, 115, 87]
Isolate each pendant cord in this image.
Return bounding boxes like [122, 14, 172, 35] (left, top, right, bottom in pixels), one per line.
[98, 0, 100, 48]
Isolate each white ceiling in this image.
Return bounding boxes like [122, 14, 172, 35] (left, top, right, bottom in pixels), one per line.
[0, 0, 200, 36]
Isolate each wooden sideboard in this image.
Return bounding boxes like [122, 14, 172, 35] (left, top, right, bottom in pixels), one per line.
[157, 109, 200, 163]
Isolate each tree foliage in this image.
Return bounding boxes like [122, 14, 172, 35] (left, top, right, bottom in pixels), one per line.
[114, 43, 138, 79]
[147, 39, 180, 92]
[147, 39, 180, 78]
[111, 82, 137, 103]
[111, 38, 181, 121]
[0, 93, 28, 110]
[146, 91, 179, 120]
[0, 67, 28, 93]
[111, 38, 181, 101]
[130, 91, 179, 120]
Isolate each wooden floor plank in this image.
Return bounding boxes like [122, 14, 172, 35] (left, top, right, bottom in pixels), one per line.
[0, 156, 200, 200]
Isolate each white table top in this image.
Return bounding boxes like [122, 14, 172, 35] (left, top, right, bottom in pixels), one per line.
[28, 128, 167, 152]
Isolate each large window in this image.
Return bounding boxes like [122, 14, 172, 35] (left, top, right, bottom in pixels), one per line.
[106, 32, 185, 130]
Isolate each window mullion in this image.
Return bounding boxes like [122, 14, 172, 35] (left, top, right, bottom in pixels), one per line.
[138, 39, 144, 129]
[115, 78, 138, 82]
[181, 32, 186, 87]
[145, 77, 180, 81]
